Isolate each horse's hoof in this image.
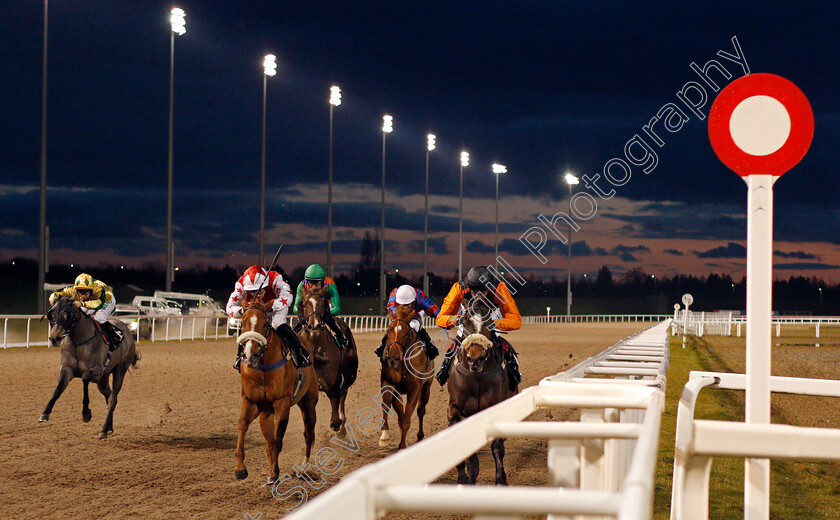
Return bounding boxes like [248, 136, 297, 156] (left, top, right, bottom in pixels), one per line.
[98, 432, 108, 440]
[496, 475, 508, 486]
[267, 476, 279, 485]
[82, 412, 92, 423]
[330, 419, 342, 431]
[235, 469, 248, 480]
[378, 439, 389, 447]
[38, 414, 50, 422]
[457, 475, 471, 485]
[417, 432, 425, 442]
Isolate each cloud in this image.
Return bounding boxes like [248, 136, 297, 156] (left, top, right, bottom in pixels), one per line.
[695, 242, 746, 259]
[774, 262, 839, 270]
[773, 250, 817, 260]
[610, 244, 650, 262]
[663, 248, 684, 256]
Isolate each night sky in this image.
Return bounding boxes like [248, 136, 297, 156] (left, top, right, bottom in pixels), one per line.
[4, 1, 840, 282]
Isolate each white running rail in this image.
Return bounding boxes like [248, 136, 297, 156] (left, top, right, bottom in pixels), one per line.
[671, 371, 840, 519]
[285, 320, 671, 520]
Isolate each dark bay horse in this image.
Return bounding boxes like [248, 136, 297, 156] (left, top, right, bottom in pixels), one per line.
[235, 300, 319, 484]
[297, 286, 358, 434]
[447, 294, 514, 484]
[378, 306, 433, 450]
[39, 297, 140, 439]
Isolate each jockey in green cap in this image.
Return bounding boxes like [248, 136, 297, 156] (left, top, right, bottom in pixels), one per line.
[293, 264, 350, 349]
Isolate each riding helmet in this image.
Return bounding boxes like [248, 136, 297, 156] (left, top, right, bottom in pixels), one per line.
[395, 284, 416, 305]
[305, 264, 326, 282]
[466, 266, 492, 290]
[242, 265, 268, 291]
[74, 273, 94, 290]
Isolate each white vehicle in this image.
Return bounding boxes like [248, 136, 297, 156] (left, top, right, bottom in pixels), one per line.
[130, 296, 182, 316]
[153, 290, 225, 316]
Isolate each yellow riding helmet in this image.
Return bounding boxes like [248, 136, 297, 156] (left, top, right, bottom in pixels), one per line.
[74, 273, 94, 291]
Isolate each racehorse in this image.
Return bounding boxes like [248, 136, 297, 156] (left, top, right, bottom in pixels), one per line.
[39, 297, 140, 440]
[297, 285, 358, 433]
[235, 300, 319, 484]
[446, 293, 514, 484]
[378, 305, 433, 450]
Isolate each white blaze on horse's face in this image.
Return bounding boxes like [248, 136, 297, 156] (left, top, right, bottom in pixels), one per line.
[470, 315, 483, 333]
[307, 296, 325, 330]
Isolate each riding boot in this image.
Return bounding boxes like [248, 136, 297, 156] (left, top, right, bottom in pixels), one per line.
[435, 345, 456, 386]
[276, 322, 311, 368]
[101, 321, 123, 351]
[419, 328, 439, 360]
[374, 334, 387, 358]
[233, 344, 243, 371]
[326, 316, 350, 349]
[503, 348, 522, 392]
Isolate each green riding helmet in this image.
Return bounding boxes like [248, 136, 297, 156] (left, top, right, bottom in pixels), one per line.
[304, 264, 326, 282]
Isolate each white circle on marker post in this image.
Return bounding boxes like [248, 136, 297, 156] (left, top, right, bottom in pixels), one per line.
[728, 95, 791, 156]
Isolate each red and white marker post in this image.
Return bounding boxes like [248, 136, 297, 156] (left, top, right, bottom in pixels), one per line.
[709, 73, 814, 519]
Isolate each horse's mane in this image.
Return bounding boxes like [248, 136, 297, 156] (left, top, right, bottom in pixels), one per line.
[394, 305, 414, 321]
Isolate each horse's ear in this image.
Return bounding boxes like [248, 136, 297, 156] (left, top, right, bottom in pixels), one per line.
[264, 299, 275, 310]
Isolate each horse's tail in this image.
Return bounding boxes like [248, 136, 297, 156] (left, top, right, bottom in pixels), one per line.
[129, 346, 142, 370]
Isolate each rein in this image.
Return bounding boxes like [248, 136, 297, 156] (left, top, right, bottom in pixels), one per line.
[385, 318, 418, 362]
[239, 303, 285, 371]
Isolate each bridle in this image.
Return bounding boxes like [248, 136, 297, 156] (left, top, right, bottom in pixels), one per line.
[299, 294, 328, 333]
[48, 300, 100, 347]
[238, 303, 273, 360]
[384, 318, 418, 362]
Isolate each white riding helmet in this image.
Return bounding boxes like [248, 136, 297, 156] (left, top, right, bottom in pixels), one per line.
[242, 265, 268, 291]
[395, 284, 416, 305]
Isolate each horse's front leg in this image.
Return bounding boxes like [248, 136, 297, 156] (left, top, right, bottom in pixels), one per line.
[491, 438, 508, 485]
[327, 388, 342, 432]
[40, 365, 73, 422]
[258, 412, 278, 483]
[378, 384, 395, 447]
[234, 396, 259, 480]
[99, 366, 126, 439]
[448, 400, 471, 484]
[82, 379, 92, 423]
[416, 380, 431, 442]
[398, 386, 422, 450]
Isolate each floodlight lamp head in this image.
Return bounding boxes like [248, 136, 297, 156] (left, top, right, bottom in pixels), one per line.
[461, 151, 470, 167]
[427, 134, 436, 151]
[382, 115, 393, 133]
[330, 85, 342, 106]
[263, 54, 277, 76]
[170, 8, 186, 35]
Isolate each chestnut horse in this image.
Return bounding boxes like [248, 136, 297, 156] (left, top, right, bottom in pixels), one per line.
[297, 286, 358, 434]
[235, 300, 318, 484]
[446, 294, 515, 484]
[378, 306, 433, 449]
[39, 297, 140, 439]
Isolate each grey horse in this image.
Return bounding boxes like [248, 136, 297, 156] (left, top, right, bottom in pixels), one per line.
[39, 297, 140, 439]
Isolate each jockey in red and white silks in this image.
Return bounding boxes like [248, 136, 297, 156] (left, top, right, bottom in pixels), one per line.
[226, 265, 310, 370]
[226, 265, 294, 330]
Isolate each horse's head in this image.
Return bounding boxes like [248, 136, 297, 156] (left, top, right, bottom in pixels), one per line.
[237, 300, 273, 368]
[48, 297, 81, 347]
[383, 308, 417, 371]
[300, 286, 329, 333]
[462, 291, 496, 340]
[460, 333, 494, 373]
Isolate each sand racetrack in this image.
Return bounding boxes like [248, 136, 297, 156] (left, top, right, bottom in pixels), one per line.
[0, 322, 649, 520]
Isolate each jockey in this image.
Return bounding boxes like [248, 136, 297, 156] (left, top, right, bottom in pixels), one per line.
[435, 266, 522, 391]
[226, 265, 311, 371]
[374, 284, 440, 361]
[292, 264, 350, 349]
[49, 273, 124, 349]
